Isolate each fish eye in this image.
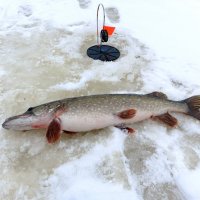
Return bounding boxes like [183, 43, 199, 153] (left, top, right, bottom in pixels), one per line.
[27, 107, 33, 111]
[24, 107, 34, 114]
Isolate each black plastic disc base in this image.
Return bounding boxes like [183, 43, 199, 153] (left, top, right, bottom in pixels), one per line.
[87, 45, 120, 61]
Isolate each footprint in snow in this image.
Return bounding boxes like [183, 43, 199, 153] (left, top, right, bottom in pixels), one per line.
[105, 7, 120, 23]
[77, 0, 91, 9]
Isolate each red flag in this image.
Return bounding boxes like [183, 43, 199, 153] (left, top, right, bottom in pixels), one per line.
[103, 26, 115, 36]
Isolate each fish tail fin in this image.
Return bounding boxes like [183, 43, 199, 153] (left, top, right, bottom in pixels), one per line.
[184, 95, 200, 120]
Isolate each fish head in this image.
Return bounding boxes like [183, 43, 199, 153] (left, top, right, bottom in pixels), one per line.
[2, 104, 57, 131]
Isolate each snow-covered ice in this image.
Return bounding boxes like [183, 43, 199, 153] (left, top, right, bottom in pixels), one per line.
[0, 0, 200, 199]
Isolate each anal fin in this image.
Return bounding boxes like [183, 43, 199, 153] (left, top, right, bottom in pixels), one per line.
[46, 118, 62, 143]
[153, 112, 178, 127]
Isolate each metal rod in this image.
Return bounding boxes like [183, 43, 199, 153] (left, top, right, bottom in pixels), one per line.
[97, 3, 105, 46]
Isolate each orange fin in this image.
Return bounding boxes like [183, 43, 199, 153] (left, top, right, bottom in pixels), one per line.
[117, 109, 136, 119]
[153, 113, 178, 127]
[147, 91, 168, 99]
[46, 118, 62, 143]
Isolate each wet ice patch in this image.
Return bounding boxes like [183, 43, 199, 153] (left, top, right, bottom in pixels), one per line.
[143, 183, 183, 200]
[182, 147, 199, 170]
[42, 129, 139, 200]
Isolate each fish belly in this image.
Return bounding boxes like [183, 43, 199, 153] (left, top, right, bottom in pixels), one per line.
[59, 110, 153, 132]
[60, 113, 118, 132]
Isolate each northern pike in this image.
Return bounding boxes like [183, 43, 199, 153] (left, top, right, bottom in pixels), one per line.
[2, 92, 200, 143]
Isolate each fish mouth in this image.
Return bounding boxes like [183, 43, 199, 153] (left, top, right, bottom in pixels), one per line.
[2, 120, 10, 129]
[2, 114, 33, 130]
[2, 116, 19, 129]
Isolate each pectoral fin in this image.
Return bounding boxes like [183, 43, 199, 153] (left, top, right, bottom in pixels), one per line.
[46, 118, 62, 143]
[153, 113, 178, 127]
[117, 109, 137, 119]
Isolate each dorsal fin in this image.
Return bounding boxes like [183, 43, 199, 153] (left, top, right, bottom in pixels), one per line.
[147, 91, 168, 99]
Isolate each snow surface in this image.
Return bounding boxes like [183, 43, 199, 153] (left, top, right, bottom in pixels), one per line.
[0, 0, 200, 199]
